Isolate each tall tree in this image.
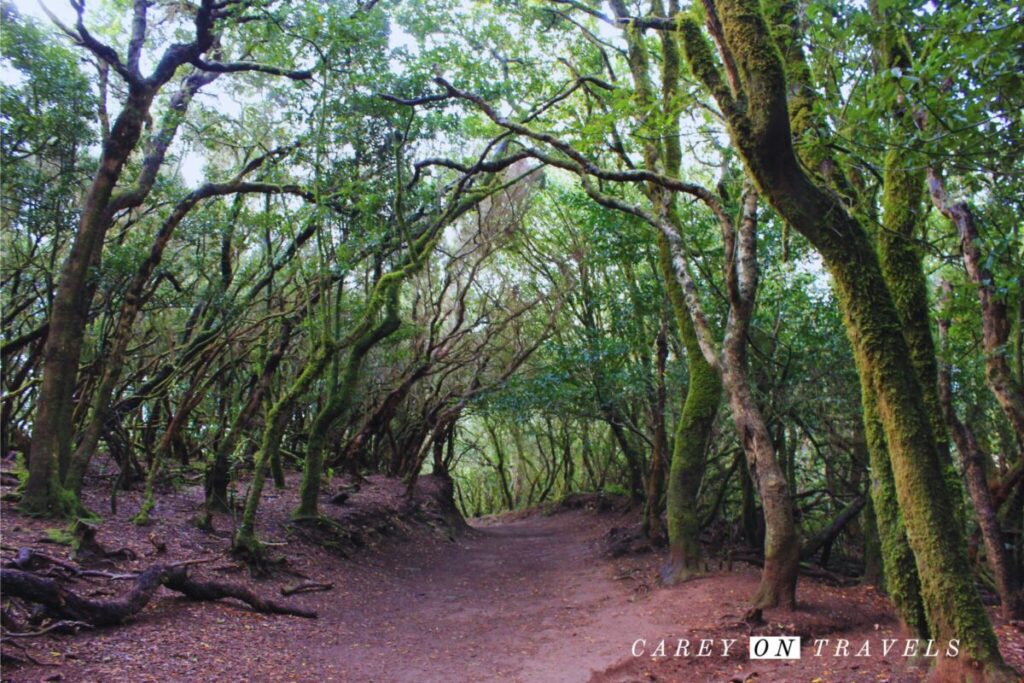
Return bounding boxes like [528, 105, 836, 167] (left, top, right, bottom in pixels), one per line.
[21, 0, 310, 515]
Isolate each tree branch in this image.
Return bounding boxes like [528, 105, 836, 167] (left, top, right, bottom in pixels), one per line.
[191, 58, 313, 80]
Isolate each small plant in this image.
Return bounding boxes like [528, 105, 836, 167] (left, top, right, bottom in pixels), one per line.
[601, 483, 628, 498]
[11, 453, 29, 488]
[44, 525, 76, 548]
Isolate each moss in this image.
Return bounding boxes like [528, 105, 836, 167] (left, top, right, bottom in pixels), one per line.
[44, 526, 76, 547]
[877, 145, 967, 526]
[19, 467, 79, 518]
[132, 452, 162, 525]
[270, 443, 286, 489]
[131, 496, 155, 526]
[231, 526, 264, 560]
[236, 378, 304, 545]
[832, 216, 1004, 668]
[678, 16, 737, 120]
[862, 386, 929, 636]
[658, 235, 722, 583]
[641, 18, 723, 577]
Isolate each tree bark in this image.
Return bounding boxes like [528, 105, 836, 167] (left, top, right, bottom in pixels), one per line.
[938, 282, 1022, 619]
[928, 168, 1024, 449]
[23, 88, 154, 515]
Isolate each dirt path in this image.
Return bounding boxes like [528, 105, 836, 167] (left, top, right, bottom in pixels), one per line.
[6, 489, 1022, 682]
[2, 505, 675, 683]
[317, 512, 677, 683]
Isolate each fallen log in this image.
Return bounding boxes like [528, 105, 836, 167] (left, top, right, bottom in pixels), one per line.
[0, 563, 317, 627]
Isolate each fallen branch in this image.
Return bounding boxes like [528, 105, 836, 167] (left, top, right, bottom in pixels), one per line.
[0, 563, 317, 627]
[799, 496, 865, 561]
[165, 569, 317, 618]
[281, 581, 334, 597]
[5, 548, 134, 583]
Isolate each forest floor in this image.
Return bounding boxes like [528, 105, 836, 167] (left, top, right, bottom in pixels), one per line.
[2, 472, 1023, 682]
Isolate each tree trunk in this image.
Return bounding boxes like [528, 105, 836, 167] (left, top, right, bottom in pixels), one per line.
[724, 355, 799, 609]
[861, 495, 885, 588]
[928, 169, 1024, 449]
[660, 238, 722, 583]
[22, 90, 153, 515]
[294, 287, 400, 520]
[938, 283, 1022, 619]
[642, 323, 669, 543]
[1, 564, 315, 625]
[234, 346, 333, 553]
[678, 2, 1011, 672]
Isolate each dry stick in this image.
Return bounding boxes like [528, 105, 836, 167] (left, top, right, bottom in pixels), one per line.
[280, 581, 334, 597]
[1, 620, 93, 637]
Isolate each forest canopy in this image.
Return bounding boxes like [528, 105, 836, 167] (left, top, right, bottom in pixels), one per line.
[1, 0, 1022, 678]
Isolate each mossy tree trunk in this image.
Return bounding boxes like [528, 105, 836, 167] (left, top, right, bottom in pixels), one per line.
[233, 345, 333, 553]
[132, 369, 211, 525]
[614, 0, 725, 580]
[770, 0, 936, 628]
[660, 236, 722, 583]
[861, 388, 930, 635]
[22, 88, 155, 516]
[293, 285, 401, 520]
[204, 321, 293, 515]
[677, 0, 1012, 674]
[870, 9, 965, 529]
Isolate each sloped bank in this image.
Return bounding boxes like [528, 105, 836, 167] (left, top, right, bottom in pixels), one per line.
[289, 473, 470, 555]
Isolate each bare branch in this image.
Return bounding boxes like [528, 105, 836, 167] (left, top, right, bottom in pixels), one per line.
[127, 0, 149, 78]
[191, 58, 313, 80]
[38, 0, 132, 81]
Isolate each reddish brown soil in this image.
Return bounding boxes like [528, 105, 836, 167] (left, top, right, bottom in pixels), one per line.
[2, 477, 1023, 682]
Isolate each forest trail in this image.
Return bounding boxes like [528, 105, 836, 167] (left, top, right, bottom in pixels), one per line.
[8, 487, 1020, 682]
[2, 499, 690, 683]
[317, 511, 679, 682]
